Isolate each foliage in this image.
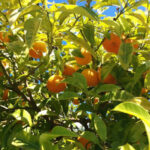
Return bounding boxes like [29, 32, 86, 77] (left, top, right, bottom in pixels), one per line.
[0, 0, 150, 149]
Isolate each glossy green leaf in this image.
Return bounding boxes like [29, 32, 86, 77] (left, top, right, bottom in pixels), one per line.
[118, 43, 133, 70]
[57, 5, 99, 21]
[83, 23, 95, 46]
[12, 109, 32, 126]
[113, 102, 150, 150]
[94, 115, 107, 141]
[71, 49, 84, 57]
[119, 143, 135, 150]
[64, 72, 87, 90]
[59, 91, 80, 100]
[92, 84, 121, 94]
[24, 18, 41, 48]
[65, 31, 96, 58]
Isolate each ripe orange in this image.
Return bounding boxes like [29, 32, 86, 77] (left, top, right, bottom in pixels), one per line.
[94, 97, 99, 104]
[102, 33, 122, 54]
[103, 74, 116, 84]
[141, 88, 148, 94]
[97, 67, 116, 84]
[78, 136, 91, 150]
[81, 69, 99, 87]
[63, 64, 79, 76]
[0, 32, 10, 43]
[125, 38, 139, 49]
[29, 48, 43, 59]
[32, 41, 47, 52]
[75, 48, 92, 65]
[18, 86, 23, 90]
[29, 41, 47, 59]
[73, 98, 80, 105]
[47, 75, 66, 93]
[2, 89, 9, 100]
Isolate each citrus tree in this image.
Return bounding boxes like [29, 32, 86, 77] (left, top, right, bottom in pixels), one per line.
[0, 0, 150, 149]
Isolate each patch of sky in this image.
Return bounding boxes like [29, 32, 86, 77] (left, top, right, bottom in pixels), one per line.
[62, 40, 67, 45]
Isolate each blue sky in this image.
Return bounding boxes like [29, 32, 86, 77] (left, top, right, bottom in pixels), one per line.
[48, 0, 146, 17]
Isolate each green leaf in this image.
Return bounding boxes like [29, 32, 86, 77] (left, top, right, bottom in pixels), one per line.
[57, 5, 99, 21]
[64, 72, 87, 90]
[92, 84, 121, 94]
[58, 12, 70, 25]
[113, 102, 150, 150]
[81, 131, 100, 146]
[101, 62, 116, 80]
[39, 133, 53, 150]
[65, 31, 96, 58]
[83, 23, 95, 46]
[7, 41, 26, 54]
[145, 71, 150, 90]
[9, 5, 41, 25]
[59, 91, 80, 100]
[118, 43, 133, 70]
[12, 109, 32, 126]
[119, 143, 136, 150]
[51, 126, 78, 137]
[93, 0, 120, 8]
[71, 49, 84, 58]
[94, 115, 107, 141]
[24, 18, 41, 48]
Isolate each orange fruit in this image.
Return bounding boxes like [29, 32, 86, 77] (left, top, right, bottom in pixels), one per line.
[0, 72, 3, 76]
[73, 98, 80, 105]
[75, 48, 92, 65]
[32, 41, 47, 52]
[63, 64, 79, 76]
[47, 75, 66, 93]
[29, 41, 47, 59]
[94, 97, 99, 104]
[97, 67, 116, 84]
[78, 136, 91, 150]
[103, 74, 116, 84]
[102, 33, 122, 54]
[18, 86, 23, 90]
[141, 88, 148, 94]
[22, 101, 26, 106]
[29, 48, 43, 59]
[0, 32, 10, 43]
[124, 39, 139, 49]
[2, 89, 9, 100]
[81, 69, 99, 87]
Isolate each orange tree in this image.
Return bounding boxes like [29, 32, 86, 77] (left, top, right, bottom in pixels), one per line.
[0, 0, 150, 149]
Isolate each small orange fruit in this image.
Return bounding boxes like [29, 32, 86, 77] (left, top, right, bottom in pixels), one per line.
[141, 88, 148, 95]
[97, 67, 116, 84]
[73, 98, 80, 105]
[22, 101, 26, 106]
[78, 136, 91, 150]
[2, 89, 9, 100]
[29, 48, 43, 59]
[29, 41, 47, 59]
[81, 69, 99, 87]
[124, 38, 139, 49]
[63, 64, 79, 76]
[94, 97, 99, 104]
[0, 32, 10, 43]
[102, 33, 122, 54]
[18, 86, 23, 90]
[103, 74, 116, 84]
[47, 75, 66, 93]
[75, 48, 92, 65]
[32, 41, 47, 52]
